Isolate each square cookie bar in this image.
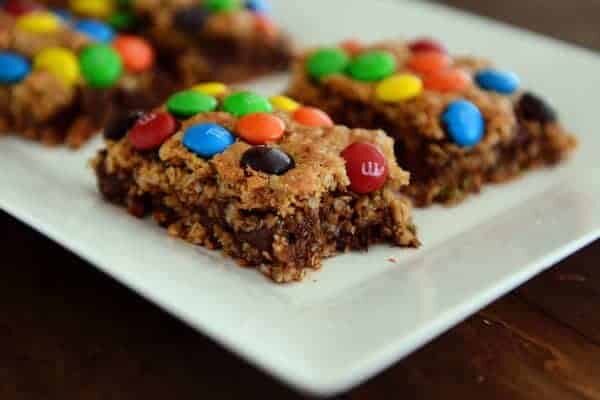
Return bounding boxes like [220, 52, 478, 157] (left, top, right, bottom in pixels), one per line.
[286, 38, 577, 206]
[92, 86, 419, 283]
[130, 0, 294, 84]
[0, 6, 171, 147]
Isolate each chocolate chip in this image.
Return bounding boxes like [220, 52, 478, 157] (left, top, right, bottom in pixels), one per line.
[517, 92, 557, 123]
[237, 227, 273, 252]
[173, 6, 208, 34]
[104, 110, 144, 140]
[240, 146, 295, 175]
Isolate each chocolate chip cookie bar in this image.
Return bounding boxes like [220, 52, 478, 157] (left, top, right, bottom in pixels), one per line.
[286, 38, 577, 206]
[92, 86, 419, 283]
[0, 6, 171, 147]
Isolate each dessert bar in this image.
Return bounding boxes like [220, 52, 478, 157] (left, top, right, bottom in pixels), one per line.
[286, 39, 577, 206]
[92, 86, 419, 282]
[33, 0, 295, 84]
[0, 5, 170, 147]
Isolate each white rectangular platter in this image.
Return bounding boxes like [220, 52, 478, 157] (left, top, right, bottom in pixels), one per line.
[1, 0, 599, 396]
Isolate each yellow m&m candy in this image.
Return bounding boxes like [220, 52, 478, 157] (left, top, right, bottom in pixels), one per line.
[34, 47, 81, 86]
[375, 73, 423, 103]
[16, 12, 61, 34]
[192, 82, 228, 96]
[269, 95, 300, 112]
[70, 0, 114, 18]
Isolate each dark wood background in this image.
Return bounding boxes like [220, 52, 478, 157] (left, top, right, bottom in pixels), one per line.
[2, 1, 599, 399]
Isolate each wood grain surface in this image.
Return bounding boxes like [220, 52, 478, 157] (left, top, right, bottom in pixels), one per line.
[1, 1, 599, 399]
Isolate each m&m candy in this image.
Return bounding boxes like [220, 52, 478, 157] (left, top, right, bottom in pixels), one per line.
[112, 35, 155, 72]
[241, 146, 294, 175]
[375, 74, 423, 102]
[254, 14, 277, 38]
[0, 51, 30, 84]
[74, 19, 115, 43]
[16, 11, 61, 34]
[269, 95, 299, 112]
[407, 51, 451, 75]
[339, 38, 362, 55]
[222, 91, 272, 117]
[306, 48, 349, 80]
[192, 82, 228, 96]
[129, 111, 178, 150]
[33, 47, 80, 86]
[423, 68, 471, 93]
[173, 6, 208, 33]
[236, 113, 285, 144]
[108, 11, 137, 30]
[517, 92, 557, 123]
[347, 50, 396, 82]
[183, 123, 235, 158]
[166, 90, 217, 118]
[104, 109, 144, 140]
[292, 106, 333, 127]
[3, 0, 42, 16]
[442, 100, 485, 147]
[79, 44, 122, 88]
[245, 0, 270, 13]
[70, 0, 114, 18]
[205, 0, 240, 13]
[475, 69, 520, 94]
[408, 38, 447, 54]
[341, 142, 388, 194]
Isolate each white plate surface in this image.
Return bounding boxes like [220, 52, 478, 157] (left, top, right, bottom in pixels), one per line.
[2, 0, 600, 396]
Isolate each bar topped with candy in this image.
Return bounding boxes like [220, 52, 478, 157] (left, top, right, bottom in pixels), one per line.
[34, 0, 295, 84]
[92, 83, 419, 283]
[0, 1, 170, 146]
[287, 38, 577, 206]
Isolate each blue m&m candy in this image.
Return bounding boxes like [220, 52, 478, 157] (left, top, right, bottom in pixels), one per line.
[245, 0, 270, 13]
[183, 123, 235, 158]
[442, 99, 485, 147]
[475, 69, 520, 94]
[74, 19, 115, 43]
[0, 51, 30, 84]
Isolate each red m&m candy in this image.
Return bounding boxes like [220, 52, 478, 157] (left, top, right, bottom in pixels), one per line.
[3, 0, 42, 16]
[408, 38, 447, 54]
[236, 112, 285, 144]
[341, 142, 388, 194]
[293, 106, 333, 128]
[129, 111, 178, 150]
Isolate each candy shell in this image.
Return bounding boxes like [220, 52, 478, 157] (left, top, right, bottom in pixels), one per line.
[341, 142, 388, 194]
[475, 69, 520, 94]
[0, 51, 30, 84]
[183, 123, 235, 158]
[347, 50, 397, 82]
[34, 47, 80, 86]
[70, 0, 114, 18]
[222, 91, 272, 117]
[112, 35, 155, 72]
[442, 100, 485, 147]
[16, 12, 61, 34]
[408, 38, 447, 54]
[293, 106, 333, 127]
[269, 95, 299, 112]
[241, 146, 294, 175]
[129, 111, 178, 150]
[236, 112, 285, 144]
[407, 51, 451, 75]
[79, 44, 122, 88]
[74, 19, 115, 43]
[245, 0, 270, 13]
[306, 47, 349, 80]
[423, 68, 471, 93]
[192, 82, 228, 96]
[166, 90, 217, 118]
[375, 73, 423, 102]
[205, 0, 240, 13]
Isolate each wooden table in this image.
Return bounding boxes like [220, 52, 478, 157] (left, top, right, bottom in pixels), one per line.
[2, 1, 599, 399]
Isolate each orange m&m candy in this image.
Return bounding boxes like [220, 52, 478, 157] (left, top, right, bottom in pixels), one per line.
[423, 68, 472, 93]
[340, 38, 362, 55]
[254, 15, 278, 38]
[236, 112, 285, 144]
[293, 106, 333, 127]
[407, 51, 451, 75]
[112, 35, 155, 73]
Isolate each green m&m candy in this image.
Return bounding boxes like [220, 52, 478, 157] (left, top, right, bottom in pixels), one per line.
[167, 90, 218, 118]
[79, 44, 122, 88]
[306, 47, 349, 80]
[205, 0, 240, 12]
[222, 91, 272, 117]
[108, 11, 137, 30]
[347, 50, 396, 82]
